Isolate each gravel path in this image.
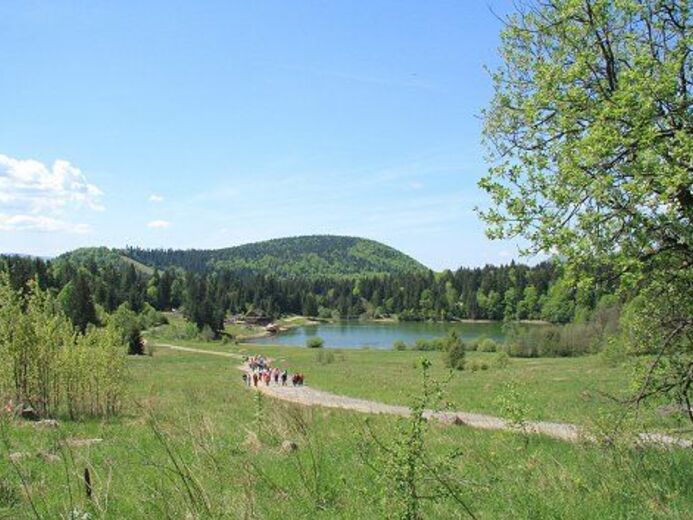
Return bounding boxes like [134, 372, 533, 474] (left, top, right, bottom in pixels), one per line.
[154, 343, 245, 359]
[155, 343, 692, 448]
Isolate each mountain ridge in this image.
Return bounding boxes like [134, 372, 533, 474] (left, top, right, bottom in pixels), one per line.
[63, 235, 430, 278]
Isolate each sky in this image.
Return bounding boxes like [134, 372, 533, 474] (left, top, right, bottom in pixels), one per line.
[0, 0, 530, 270]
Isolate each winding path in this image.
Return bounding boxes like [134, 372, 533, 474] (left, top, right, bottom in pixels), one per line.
[154, 343, 692, 448]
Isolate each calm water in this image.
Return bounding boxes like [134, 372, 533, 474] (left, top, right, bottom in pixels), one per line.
[248, 321, 506, 349]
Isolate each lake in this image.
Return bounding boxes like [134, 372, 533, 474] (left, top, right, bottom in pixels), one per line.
[248, 320, 508, 349]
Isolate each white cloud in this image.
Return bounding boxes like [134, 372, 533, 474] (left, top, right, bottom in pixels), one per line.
[0, 154, 104, 212]
[148, 194, 164, 203]
[0, 153, 104, 235]
[147, 220, 171, 229]
[0, 214, 91, 234]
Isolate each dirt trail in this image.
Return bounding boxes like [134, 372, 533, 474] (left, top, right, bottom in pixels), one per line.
[154, 343, 244, 359]
[154, 343, 692, 448]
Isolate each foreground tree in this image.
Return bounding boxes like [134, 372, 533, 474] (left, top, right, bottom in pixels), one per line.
[58, 270, 98, 333]
[0, 274, 127, 418]
[480, 1, 692, 418]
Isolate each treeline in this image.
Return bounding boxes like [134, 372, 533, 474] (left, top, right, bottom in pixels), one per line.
[1, 253, 614, 338]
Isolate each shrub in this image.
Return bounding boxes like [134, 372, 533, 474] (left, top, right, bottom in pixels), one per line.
[505, 302, 622, 358]
[167, 320, 199, 340]
[600, 337, 628, 367]
[199, 324, 216, 342]
[413, 338, 438, 351]
[413, 337, 448, 351]
[139, 302, 167, 329]
[477, 338, 498, 352]
[467, 335, 487, 351]
[306, 336, 325, 349]
[398, 310, 425, 321]
[393, 340, 408, 351]
[109, 303, 145, 355]
[445, 333, 466, 370]
[492, 351, 510, 369]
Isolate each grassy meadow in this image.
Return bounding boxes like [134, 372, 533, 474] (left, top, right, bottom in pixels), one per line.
[1, 345, 692, 519]
[147, 317, 686, 432]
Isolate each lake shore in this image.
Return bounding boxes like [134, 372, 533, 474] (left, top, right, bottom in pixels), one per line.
[243, 317, 524, 349]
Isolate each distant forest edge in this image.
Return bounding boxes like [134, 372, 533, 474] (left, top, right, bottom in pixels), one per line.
[124, 235, 428, 277]
[0, 235, 615, 336]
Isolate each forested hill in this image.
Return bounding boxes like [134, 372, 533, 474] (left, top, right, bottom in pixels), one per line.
[123, 235, 428, 278]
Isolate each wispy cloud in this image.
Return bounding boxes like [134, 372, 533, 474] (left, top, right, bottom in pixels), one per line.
[148, 194, 164, 203]
[0, 214, 91, 234]
[0, 153, 103, 235]
[147, 220, 171, 229]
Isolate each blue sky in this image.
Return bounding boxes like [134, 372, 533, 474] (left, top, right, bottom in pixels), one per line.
[0, 0, 527, 270]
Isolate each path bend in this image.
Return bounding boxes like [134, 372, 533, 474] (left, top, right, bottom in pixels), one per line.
[154, 343, 692, 449]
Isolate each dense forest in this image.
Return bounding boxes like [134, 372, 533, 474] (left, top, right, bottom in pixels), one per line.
[124, 235, 427, 277]
[0, 236, 615, 336]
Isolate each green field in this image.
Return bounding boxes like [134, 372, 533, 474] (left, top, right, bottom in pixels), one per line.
[146, 317, 683, 433]
[1, 346, 691, 519]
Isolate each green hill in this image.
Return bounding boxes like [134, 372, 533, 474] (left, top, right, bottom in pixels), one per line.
[56, 247, 155, 275]
[123, 235, 428, 278]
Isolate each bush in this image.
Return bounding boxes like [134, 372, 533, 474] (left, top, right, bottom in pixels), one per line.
[467, 335, 486, 351]
[600, 337, 628, 367]
[413, 338, 446, 351]
[167, 320, 199, 340]
[109, 303, 144, 355]
[445, 333, 466, 370]
[317, 306, 333, 319]
[398, 310, 425, 322]
[492, 351, 510, 369]
[198, 324, 216, 342]
[504, 301, 622, 358]
[139, 302, 167, 329]
[306, 336, 325, 349]
[393, 340, 408, 351]
[465, 339, 481, 351]
[478, 338, 498, 352]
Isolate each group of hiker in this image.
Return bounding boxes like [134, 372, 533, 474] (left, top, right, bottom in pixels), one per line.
[242, 354, 305, 388]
